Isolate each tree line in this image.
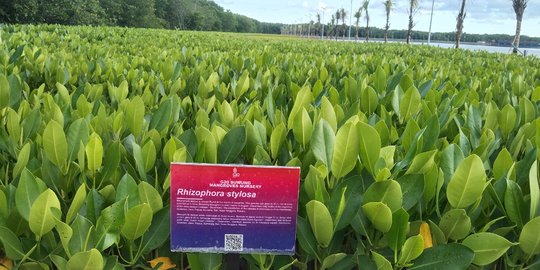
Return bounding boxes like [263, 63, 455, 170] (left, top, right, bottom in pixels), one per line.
[285, 0, 536, 48]
[0, 0, 283, 34]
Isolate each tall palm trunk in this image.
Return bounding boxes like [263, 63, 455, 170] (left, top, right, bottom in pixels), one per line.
[384, 13, 390, 42]
[406, 13, 413, 44]
[455, 0, 467, 48]
[513, 14, 523, 48]
[406, 0, 418, 44]
[365, 13, 369, 42]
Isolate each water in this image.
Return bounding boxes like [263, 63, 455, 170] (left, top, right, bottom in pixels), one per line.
[428, 42, 540, 57]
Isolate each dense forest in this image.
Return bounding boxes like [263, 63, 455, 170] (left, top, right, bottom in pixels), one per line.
[0, 0, 283, 34]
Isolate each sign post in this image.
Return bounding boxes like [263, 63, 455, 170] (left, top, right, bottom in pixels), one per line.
[170, 163, 301, 255]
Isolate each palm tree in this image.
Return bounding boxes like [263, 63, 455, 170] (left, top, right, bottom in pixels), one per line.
[340, 8, 347, 39]
[455, 0, 467, 48]
[512, 0, 528, 49]
[383, 0, 393, 43]
[335, 10, 341, 40]
[354, 8, 363, 40]
[331, 14, 336, 39]
[316, 13, 321, 36]
[363, 0, 370, 42]
[406, 0, 419, 44]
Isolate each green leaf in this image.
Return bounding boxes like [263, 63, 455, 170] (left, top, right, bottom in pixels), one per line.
[16, 169, 47, 221]
[0, 74, 9, 110]
[321, 253, 347, 270]
[270, 123, 287, 159]
[371, 251, 392, 270]
[292, 108, 313, 148]
[95, 200, 126, 251]
[357, 122, 381, 175]
[398, 174, 424, 210]
[331, 122, 359, 179]
[140, 207, 170, 253]
[362, 202, 392, 233]
[493, 148, 514, 180]
[149, 98, 173, 132]
[398, 235, 424, 265]
[287, 86, 313, 128]
[306, 200, 334, 248]
[121, 203, 153, 240]
[141, 140, 156, 172]
[505, 180, 526, 228]
[296, 216, 319, 259]
[0, 226, 24, 260]
[29, 189, 61, 238]
[439, 209, 471, 241]
[386, 209, 410, 253]
[43, 120, 68, 169]
[86, 133, 103, 172]
[462, 232, 515, 266]
[138, 182, 163, 214]
[53, 210, 73, 257]
[66, 184, 87, 224]
[13, 142, 31, 179]
[498, 104, 516, 137]
[363, 180, 402, 212]
[218, 126, 247, 163]
[67, 118, 90, 162]
[66, 249, 104, 270]
[530, 161, 539, 219]
[399, 86, 421, 122]
[126, 96, 145, 136]
[409, 244, 474, 270]
[360, 86, 378, 115]
[311, 119, 335, 170]
[446, 154, 486, 209]
[519, 216, 540, 255]
[406, 150, 437, 175]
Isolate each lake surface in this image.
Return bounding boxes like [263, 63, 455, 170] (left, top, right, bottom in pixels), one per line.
[428, 42, 540, 57]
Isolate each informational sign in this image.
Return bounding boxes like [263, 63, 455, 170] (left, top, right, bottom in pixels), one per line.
[170, 163, 301, 254]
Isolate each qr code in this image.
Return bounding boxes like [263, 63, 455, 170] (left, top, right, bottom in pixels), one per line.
[224, 234, 243, 251]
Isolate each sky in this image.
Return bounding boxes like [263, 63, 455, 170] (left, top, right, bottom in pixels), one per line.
[215, 0, 540, 37]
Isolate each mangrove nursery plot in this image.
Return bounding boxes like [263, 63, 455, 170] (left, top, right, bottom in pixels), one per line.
[0, 24, 539, 269]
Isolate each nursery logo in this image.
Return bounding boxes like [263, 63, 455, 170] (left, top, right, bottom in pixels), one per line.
[232, 168, 240, 178]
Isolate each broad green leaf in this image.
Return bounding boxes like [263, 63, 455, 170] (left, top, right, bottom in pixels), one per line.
[86, 133, 103, 172]
[331, 122, 359, 179]
[493, 148, 514, 180]
[126, 96, 145, 136]
[43, 120, 68, 168]
[439, 209, 471, 241]
[409, 244, 474, 270]
[447, 154, 486, 209]
[29, 189, 61, 238]
[141, 140, 156, 172]
[219, 100, 234, 127]
[505, 180, 526, 228]
[363, 179, 402, 212]
[0, 190, 6, 218]
[360, 86, 378, 115]
[371, 251, 392, 270]
[439, 144, 464, 184]
[398, 235, 424, 265]
[121, 203, 153, 240]
[12, 142, 31, 179]
[66, 249, 103, 270]
[320, 96, 337, 132]
[296, 216, 319, 259]
[292, 108, 313, 148]
[95, 200, 126, 251]
[519, 216, 540, 255]
[288, 86, 313, 128]
[530, 161, 539, 219]
[311, 119, 335, 170]
[386, 209, 410, 253]
[0, 74, 9, 109]
[53, 211, 73, 257]
[66, 184, 87, 224]
[270, 123, 287, 159]
[140, 208, 170, 253]
[138, 182, 163, 214]
[149, 98, 173, 132]
[362, 202, 392, 233]
[218, 126, 247, 163]
[399, 86, 421, 122]
[321, 253, 347, 270]
[16, 169, 47, 221]
[462, 232, 515, 266]
[357, 122, 381, 175]
[406, 150, 437, 175]
[0, 226, 24, 260]
[498, 104, 516, 137]
[306, 200, 334, 248]
[398, 174, 424, 210]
